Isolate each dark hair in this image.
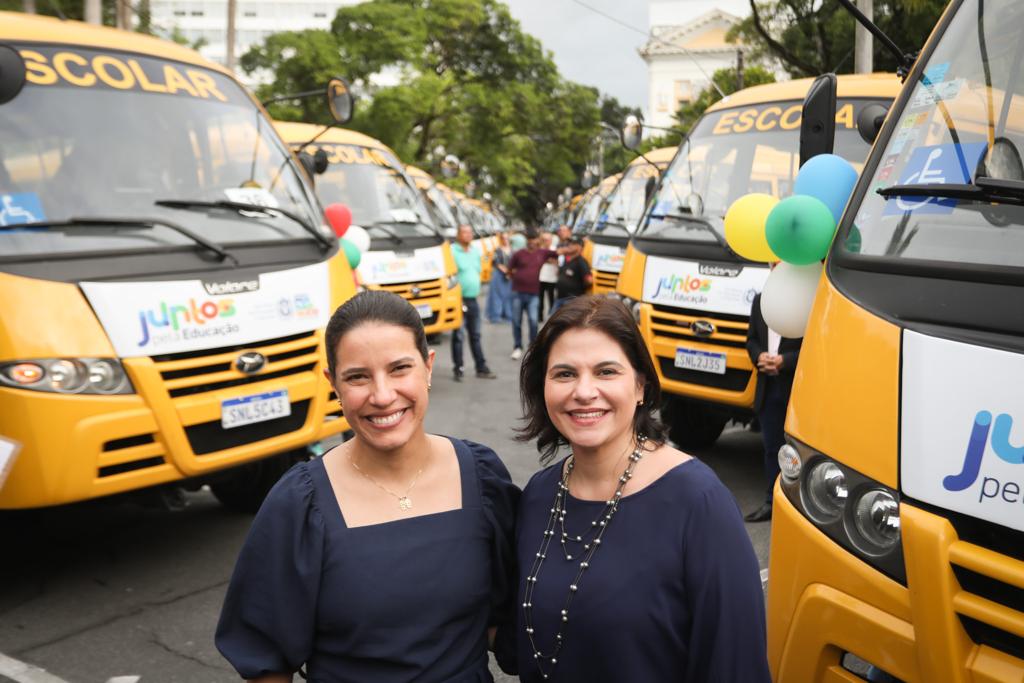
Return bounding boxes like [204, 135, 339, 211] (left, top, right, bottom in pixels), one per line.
[324, 290, 429, 378]
[517, 295, 666, 462]
[524, 229, 540, 240]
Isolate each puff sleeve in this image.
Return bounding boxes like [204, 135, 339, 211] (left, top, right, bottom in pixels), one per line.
[468, 440, 520, 674]
[215, 462, 325, 679]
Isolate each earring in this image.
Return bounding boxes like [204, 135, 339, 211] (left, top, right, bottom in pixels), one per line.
[636, 399, 643, 406]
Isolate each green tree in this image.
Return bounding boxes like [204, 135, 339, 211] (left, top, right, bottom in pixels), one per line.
[730, 0, 948, 77]
[241, 0, 603, 221]
[674, 65, 776, 131]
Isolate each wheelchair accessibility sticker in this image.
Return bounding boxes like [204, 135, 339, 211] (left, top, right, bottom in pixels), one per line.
[0, 193, 45, 226]
[883, 142, 987, 216]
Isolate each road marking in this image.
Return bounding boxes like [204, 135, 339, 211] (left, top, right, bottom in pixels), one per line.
[760, 568, 769, 588]
[0, 652, 71, 683]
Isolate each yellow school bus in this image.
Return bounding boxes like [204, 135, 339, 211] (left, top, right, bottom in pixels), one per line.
[0, 13, 355, 510]
[615, 75, 900, 449]
[576, 173, 622, 293]
[275, 123, 462, 336]
[769, 1, 1024, 680]
[582, 149, 676, 293]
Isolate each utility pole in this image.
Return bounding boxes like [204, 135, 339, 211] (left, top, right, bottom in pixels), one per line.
[116, 0, 131, 29]
[854, 0, 874, 73]
[23, 0, 37, 13]
[736, 49, 744, 91]
[226, 0, 238, 72]
[84, 0, 101, 24]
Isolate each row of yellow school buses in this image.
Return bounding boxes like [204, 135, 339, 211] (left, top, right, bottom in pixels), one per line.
[0, 11, 508, 513]
[554, 1, 1024, 680]
[2, 1, 1024, 679]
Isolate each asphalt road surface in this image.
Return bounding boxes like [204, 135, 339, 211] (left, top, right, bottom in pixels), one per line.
[0, 310, 769, 683]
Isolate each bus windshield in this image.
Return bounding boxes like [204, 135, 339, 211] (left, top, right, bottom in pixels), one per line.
[597, 163, 665, 237]
[639, 98, 886, 243]
[309, 144, 437, 241]
[572, 190, 604, 233]
[424, 185, 458, 232]
[0, 45, 322, 260]
[841, 0, 1024, 270]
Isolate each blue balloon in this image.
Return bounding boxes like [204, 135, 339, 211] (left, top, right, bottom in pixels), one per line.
[794, 153, 859, 224]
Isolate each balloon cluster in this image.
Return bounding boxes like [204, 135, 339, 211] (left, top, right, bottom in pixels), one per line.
[326, 203, 370, 269]
[723, 154, 858, 338]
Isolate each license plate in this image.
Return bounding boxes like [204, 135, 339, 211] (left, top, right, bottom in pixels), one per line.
[221, 389, 291, 429]
[416, 304, 433, 319]
[674, 348, 727, 375]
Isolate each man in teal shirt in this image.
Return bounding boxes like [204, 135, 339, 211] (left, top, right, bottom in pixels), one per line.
[451, 224, 496, 381]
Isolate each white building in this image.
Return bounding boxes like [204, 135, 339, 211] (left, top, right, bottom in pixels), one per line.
[148, 0, 362, 72]
[640, 1, 753, 131]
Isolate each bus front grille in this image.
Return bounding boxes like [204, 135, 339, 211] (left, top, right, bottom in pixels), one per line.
[374, 278, 444, 302]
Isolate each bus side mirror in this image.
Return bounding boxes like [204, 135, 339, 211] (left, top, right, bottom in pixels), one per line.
[298, 149, 329, 179]
[799, 73, 837, 166]
[857, 103, 889, 145]
[622, 115, 643, 151]
[0, 45, 27, 106]
[326, 77, 354, 124]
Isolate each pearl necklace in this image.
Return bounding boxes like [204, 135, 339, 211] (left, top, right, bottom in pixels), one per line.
[522, 436, 647, 680]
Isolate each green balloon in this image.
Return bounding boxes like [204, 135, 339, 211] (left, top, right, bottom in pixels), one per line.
[764, 195, 837, 265]
[340, 237, 361, 269]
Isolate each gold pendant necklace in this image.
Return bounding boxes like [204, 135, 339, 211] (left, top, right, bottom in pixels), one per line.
[349, 453, 427, 511]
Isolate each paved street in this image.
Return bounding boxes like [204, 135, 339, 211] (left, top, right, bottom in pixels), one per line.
[0, 305, 769, 683]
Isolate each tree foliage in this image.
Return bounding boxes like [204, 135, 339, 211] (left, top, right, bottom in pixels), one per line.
[730, 0, 948, 77]
[243, 0, 605, 221]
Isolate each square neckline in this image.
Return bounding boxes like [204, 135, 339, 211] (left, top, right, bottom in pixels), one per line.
[310, 436, 477, 531]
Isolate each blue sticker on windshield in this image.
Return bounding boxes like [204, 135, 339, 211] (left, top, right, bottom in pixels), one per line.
[0, 193, 45, 226]
[882, 143, 987, 216]
[923, 63, 950, 84]
[652, 199, 673, 216]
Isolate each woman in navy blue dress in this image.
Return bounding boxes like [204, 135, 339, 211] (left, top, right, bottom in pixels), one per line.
[216, 290, 519, 682]
[504, 296, 770, 682]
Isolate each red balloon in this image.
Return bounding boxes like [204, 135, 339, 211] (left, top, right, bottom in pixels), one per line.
[325, 203, 352, 238]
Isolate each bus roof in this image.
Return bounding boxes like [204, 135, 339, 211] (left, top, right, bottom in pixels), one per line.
[598, 173, 622, 194]
[273, 121, 396, 155]
[626, 146, 677, 168]
[707, 73, 902, 112]
[404, 164, 435, 189]
[0, 11, 229, 73]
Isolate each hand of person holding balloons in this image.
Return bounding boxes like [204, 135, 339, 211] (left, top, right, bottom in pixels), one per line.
[723, 153, 859, 339]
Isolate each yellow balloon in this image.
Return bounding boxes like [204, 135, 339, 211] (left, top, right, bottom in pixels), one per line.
[724, 193, 780, 262]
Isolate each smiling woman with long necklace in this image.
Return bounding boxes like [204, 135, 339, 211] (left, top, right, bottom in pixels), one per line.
[501, 296, 770, 682]
[216, 290, 519, 683]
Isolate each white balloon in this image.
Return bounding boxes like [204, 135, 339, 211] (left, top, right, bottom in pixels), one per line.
[345, 224, 371, 253]
[760, 262, 823, 339]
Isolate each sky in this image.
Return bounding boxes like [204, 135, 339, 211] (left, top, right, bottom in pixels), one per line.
[504, 0, 652, 109]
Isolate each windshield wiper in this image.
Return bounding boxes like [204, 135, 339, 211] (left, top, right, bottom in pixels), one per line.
[367, 221, 405, 244]
[648, 212, 737, 257]
[877, 177, 1024, 208]
[155, 199, 333, 251]
[0, 216, 237, 264]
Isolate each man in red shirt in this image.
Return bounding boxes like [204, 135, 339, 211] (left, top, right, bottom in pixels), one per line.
[508, 229, 558, 359]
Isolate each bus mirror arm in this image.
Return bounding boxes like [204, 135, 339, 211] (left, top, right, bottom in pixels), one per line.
[0, 45, 27, 106]
[833, 0, 917, 80]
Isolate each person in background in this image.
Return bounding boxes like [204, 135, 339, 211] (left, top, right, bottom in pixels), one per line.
[503, 295, 770, 682]
[551, 235, 591, 314]
[486, 231, 514, 324]
[451, 224, 497, 382]
[217, 290, 519, 683]
[508, 229, 557, 360]
[509, 230, 527, 251]
[556, 224, 572, 246]
[743, 289, 802, 523]
[537, 232, 559, 321]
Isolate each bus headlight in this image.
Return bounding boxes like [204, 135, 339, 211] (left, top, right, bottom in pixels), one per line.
[851, 489, 901, 554]
[0, 358, 134, 394]
[446, 274, 459, 290]
[804, 460, 848, 523]
[778, 443, 802, 482]
[618, 296, 642, 322]
[781, 437, 905, 584]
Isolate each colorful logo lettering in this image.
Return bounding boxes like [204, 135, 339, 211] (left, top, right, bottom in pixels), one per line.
[136, 298, 236, 347]
[652, 274, 712, 300]
[943, 411, 1024, 493]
